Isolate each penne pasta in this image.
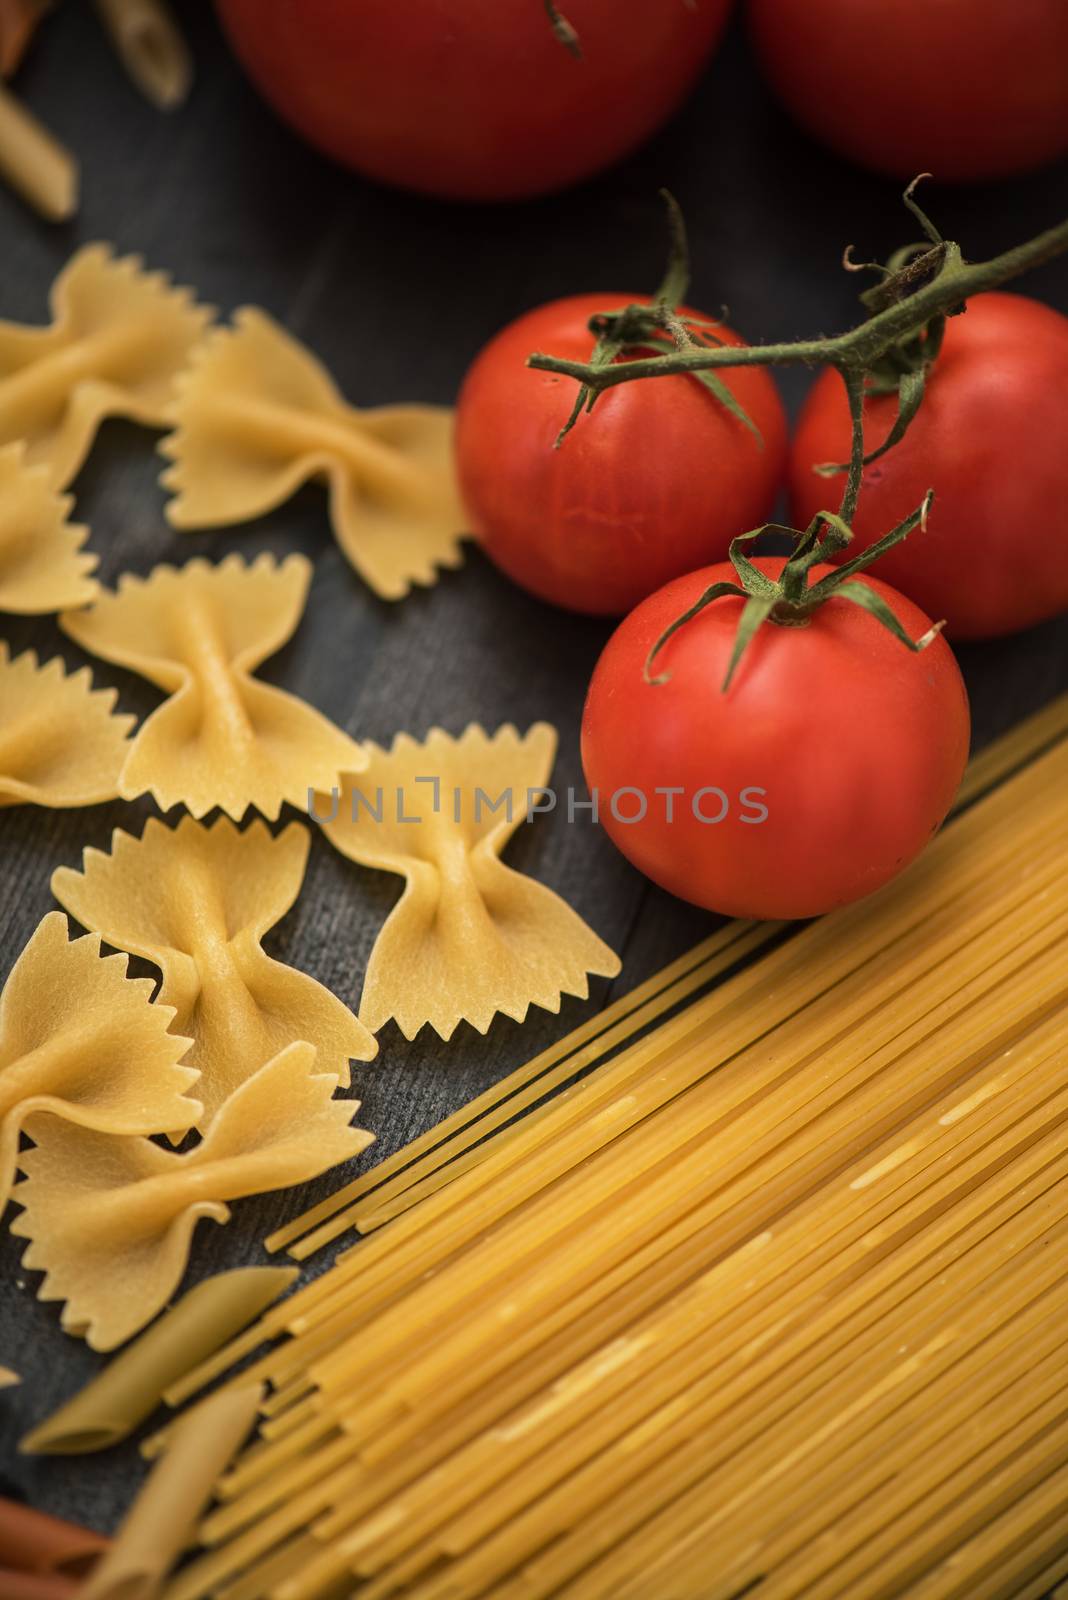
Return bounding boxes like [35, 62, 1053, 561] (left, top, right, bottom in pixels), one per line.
[21, 1267, 297, 1454]
[0, 81, 75, 221]
[92, 0, 191, 110]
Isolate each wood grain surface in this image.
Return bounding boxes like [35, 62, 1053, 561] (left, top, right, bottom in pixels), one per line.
[1, 0, 1066, 1546]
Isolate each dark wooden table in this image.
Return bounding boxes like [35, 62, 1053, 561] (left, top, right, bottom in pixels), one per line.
[1, 0, 1067, 1547]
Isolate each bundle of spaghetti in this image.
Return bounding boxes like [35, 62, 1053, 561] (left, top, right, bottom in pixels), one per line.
[144, 714, 1068, 1600]
[269, 692, 1068, 1257]
[267, 917, 781, 1259]
[168, 1011, 1068, 1587]
[179, 733, 1068, 1415]
[194, 1002, 1068, 1597]
[158, 726, 1068, 1447]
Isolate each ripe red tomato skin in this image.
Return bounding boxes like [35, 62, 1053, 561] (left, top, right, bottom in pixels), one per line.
[455, 294, 788, 616]
[581, 559, 970, 920]
[788, 294, 1068, 641]
[748, 0, 1068, 181]
[214, 0, 732, 202]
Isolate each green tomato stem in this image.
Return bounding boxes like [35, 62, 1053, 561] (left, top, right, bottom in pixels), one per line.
[527, 216, 1068, 392]
[538, 187, 1068, 690]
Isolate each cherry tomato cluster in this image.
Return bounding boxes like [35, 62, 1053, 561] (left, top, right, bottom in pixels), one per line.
[453, 279, 1068, 920]
[214, 0, 1068, 922]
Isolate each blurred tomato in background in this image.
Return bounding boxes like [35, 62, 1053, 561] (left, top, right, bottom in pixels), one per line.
[214, 0, 734, 202]
[748, 0, 1068, 181]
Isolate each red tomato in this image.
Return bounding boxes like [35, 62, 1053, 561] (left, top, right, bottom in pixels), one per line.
[581, 559, 970, 919]
[789, 294, 1068, 640]
[456, 294, 788, 615]
[214, 0, 733, 202]
[748, 0, 1068, 181]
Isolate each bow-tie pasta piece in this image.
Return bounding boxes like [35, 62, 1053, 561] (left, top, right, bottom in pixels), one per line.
[0, 912, 199, 1220]
[160, 308, 467, 600]
[0, 643, 134, 808]
[61, 552, 367, 820]
[0, 443, 98, 613]
[11, 1041, 373, 1349]
[52, 815, 377, 1125]
[318, 722, 621, 1040]
[0, 244, 212, 489]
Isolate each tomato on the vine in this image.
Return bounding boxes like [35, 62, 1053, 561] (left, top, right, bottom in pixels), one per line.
[214, 0, 733, 202]
[748, 0, 1068, 182]
[581, 559, 970, 920]
[789, 293, 1068, 640]
[456, 294, 788, 616]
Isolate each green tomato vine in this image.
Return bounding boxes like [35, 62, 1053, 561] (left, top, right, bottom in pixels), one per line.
[527, 184, 1068, 689]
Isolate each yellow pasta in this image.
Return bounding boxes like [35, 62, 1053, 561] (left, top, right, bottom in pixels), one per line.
[0, 643, 133, 808]
[93, 0, 192, 110]
[0, 244, 210, 486]
[160, 308, 466, 600]
[269, 698, 1068, 1260]
[138, 703, 1068, 1600]
[52, 815, 377, 1125]
[81, 1383, 263, 1600]
[318, 722, 620, 1039]
[0, 443, 97, 614]
[61, 553, 367, 819]
[0, 910, 198, 1220]
[10, 1041, 370, 1350]
[275, 925, 775, 1257]
[0, 1366, 18, 1388]
[21, 1267, 297, 1455]
[0, 80, 76, 222]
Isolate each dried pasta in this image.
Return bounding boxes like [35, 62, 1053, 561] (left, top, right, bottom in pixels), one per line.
[0, 443, 97, 614]
[0, 644, 133, 808]
[10, 1042, 372, 1349]
[0, 911, 198, 1220]
[160, 308, 466, 600]
[21, 1267, 297, 1455]
[318, 722, 621, 1039]
[0, 1571, 83, 1598]
[266, 920, 776, 1257]
[61, 553, 367, 820]
[81, 1384, 261, 1600]
[0, 1494, 108, 1575]
[0, 82, 75, 222]
[0, 245, 210, 486]
[0, 1366, 17, 1387]
[0, 0, 50, 78]
[52, 816, 377, 1125]
[142, 703, 1068, 1600]
[93, 0, 192, 110]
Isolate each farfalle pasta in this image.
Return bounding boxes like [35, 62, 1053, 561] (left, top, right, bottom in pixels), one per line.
[160, 307, 467, 600]
[0, 644, 133, 807]
[61, 552, 367, 819]
[0, 443, 97, 614]
[318, 722, 621, 1039]
[0, 912, 199, 1221]
[11, 1041, 373, 1349]
[52, 815, 377, 1125]
[0, 244, 211, 488]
